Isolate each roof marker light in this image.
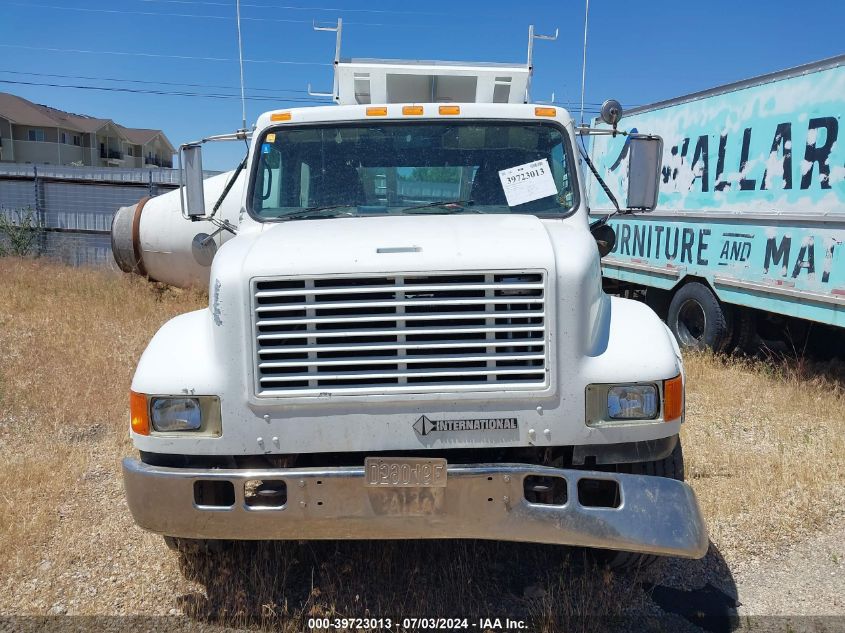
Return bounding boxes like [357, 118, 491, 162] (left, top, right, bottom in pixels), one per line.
[270, 112, 291, 121]
[535, 107, 557, 117]
[366, 107, 388, 116]
[439, 105, 461, 115]
[402, 105, 424, 116]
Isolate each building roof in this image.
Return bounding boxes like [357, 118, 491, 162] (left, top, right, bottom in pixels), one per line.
[0, 92, 61, 128]
[116, 125, 174, 152]
[0, 91, 173, 150]
[117, 126, 159, 145]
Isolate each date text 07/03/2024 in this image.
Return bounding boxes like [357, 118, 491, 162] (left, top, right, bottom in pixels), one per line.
[306, 617, 529, 630]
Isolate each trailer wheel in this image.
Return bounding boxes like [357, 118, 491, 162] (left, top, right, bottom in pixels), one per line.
[594, 442, 687, 571]
[668, 282, 733, 351]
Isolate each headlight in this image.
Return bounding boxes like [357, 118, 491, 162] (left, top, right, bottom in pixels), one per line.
[130, 394, 222, 436]
[607, 385, 658, 420]
[150, 397, 202, 432]
[585, 382, 663, 427]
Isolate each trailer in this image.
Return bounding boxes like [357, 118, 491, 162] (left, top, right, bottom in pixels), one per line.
[588, 55, 845, 352]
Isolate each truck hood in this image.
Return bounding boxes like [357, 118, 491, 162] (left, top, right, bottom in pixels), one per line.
[241, 214, 561, 277]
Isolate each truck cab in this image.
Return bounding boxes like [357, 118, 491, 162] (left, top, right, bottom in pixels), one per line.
[121, 55, 707, 565]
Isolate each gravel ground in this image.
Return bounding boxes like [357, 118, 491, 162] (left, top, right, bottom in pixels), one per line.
[733, 525, 845, 616]
[640, 523, 845, 633]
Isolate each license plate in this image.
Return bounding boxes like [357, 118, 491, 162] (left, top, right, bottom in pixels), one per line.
[364, 457, 447, 488]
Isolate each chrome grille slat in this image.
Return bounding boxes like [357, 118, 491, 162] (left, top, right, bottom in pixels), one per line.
[256, 310, 544, 327]
[260, 367, 546, 383]
[257, 340, 544, 354]
[259, 353, 546, 369]
[253, 271, 549, 396]
[257, 324, 545, 341]
[255, 296, 545, 312]
[255, 282, 544, 299]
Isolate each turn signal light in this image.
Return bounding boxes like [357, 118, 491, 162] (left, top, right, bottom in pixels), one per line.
[402, 105, 424, 115]
[130, 391, 150, 436]
[366, 107, 388, 116]
[535, 107, 557, 117]
[270, 112, 291, 121]
[438, 105, 461, 115]
[663, 374, 684, 422]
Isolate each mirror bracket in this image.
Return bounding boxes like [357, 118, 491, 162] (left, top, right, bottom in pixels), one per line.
[177, 130, 252, 221]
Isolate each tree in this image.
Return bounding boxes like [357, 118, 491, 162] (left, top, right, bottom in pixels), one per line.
[0, 207, 44, 257]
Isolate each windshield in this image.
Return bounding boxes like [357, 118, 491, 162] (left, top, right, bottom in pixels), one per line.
[249, 121, 577, 220]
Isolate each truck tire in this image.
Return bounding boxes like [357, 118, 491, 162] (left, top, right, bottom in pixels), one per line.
[644, 287, 672, 320]
[726, 307, 757, 355]
[594, 442, 686, 571]
[667, 282, 733, 351]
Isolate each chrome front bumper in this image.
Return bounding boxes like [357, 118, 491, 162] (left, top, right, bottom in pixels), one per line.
[122, 458, 708, 558]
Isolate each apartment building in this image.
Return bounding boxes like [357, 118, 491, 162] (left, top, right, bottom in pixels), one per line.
[0, 92, 175, 168]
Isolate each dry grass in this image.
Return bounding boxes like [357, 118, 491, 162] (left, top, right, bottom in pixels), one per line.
[682, 351, 845, 559]
[0, 257, 842, 626]
[0, 258, 205, 607]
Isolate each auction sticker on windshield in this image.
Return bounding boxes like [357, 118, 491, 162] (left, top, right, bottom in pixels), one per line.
[498, 158, 558, 206]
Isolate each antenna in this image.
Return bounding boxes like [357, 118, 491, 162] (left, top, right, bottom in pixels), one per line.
[537, 91, 556, 105]
[525, 24, 558, 103]
[235, 0, 247, 130]
[312, 18, 343, 102]
[579, 0, 591, 125]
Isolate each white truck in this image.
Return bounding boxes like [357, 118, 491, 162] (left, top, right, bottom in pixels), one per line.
[118, 31, 707, 566]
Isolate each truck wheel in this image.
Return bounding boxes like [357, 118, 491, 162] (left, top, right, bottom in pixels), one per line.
[667, 282, 733, 351]
[594, 442, 686, 571]
[644, 287, 671, 320]
[726, 307, 757, 355]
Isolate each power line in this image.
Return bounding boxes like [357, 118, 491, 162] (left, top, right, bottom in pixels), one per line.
[137, 0, 445, 16]
[0, 69, 632, 111]
[0, 71, 620, 110]
[1, 69, 629, 109]
[3, 1, 409, 27]
[0, 43, 330, 66]
[0, 78, 330, 103]
[0, 69, 311, 95]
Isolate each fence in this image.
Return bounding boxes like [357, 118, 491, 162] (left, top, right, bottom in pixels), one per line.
[0, 165, 462, 268]
[0, 163, 219, 268]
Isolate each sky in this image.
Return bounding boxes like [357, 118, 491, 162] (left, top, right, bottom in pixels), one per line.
[1, 0, 843, 170]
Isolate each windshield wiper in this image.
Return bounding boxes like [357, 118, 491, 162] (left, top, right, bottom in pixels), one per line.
[401, 199, 476, 214]
[277, 204, 356, 221]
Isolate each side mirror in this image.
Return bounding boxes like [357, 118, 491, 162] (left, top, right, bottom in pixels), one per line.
[626, 135, 662, 211]
[599, 99, 623, 127]
[180, 144, 206, 218]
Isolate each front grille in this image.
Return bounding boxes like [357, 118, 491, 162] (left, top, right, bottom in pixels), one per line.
[252, 271, 549, 396]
